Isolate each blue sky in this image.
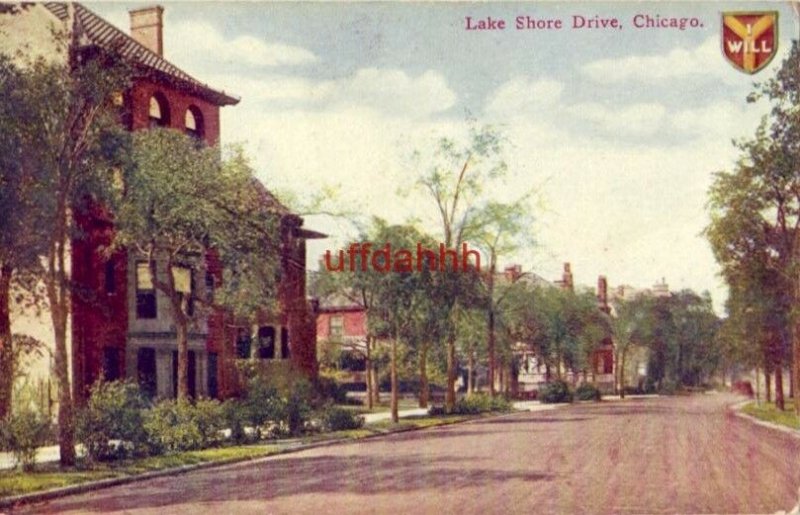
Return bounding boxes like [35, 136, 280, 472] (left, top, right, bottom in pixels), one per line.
[88, 1, 799, 311]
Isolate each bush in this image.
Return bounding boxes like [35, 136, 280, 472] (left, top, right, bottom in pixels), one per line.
[539, 380, 573, 404]
[450, 394, 512, 415]
[286, 379, 315, 436]
[144, 399, 204, 454]
[0, 408, 52, 471]
[658, 379, 680, 395]
[574, 383, 602, 402]
[318, 405, 365, 431]
[76, 380, 151, 462]
[222, 398, 247, 444]
[316, 376, 349, 404]
[427, 406, 446, 416]
[192, 398, 226, 448]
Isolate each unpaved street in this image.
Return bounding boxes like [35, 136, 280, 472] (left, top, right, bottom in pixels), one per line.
[20, 394, 800, 514]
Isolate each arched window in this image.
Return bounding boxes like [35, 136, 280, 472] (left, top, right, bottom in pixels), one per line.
[185, 106, 204, 139]
[148, 93, 170, 128]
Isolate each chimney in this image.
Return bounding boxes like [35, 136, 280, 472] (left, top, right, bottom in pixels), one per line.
[504, 264, 522, 282]
[561, 262, 573, 291]
[129, 6, 164, 56]
[597, 276, 610, 313]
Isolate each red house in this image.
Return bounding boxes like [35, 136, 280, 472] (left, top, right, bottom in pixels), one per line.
[14, 3, 321, 401]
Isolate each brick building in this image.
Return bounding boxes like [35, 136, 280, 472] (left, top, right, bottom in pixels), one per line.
[2, 3, 321, 401]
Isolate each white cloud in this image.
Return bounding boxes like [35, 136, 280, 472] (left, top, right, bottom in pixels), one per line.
[579, 35, 789, 85]
[208, 68, 456, 119]
[485, 77, 564, 115]
[567, 102, 667, 137]
[670, 100, 768, 141]
[166, 21, 317, 69]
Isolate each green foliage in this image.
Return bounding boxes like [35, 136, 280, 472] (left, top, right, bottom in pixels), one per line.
[238, 363, 316, 437]
[452, 393, 511, 414]
[574, 383, 602, 401]
[318, 405, 365, 431]
[539, 380, 573, 404]
[191, 398, 227, 448]
[0, 408, 52, 471]
[144, 400, 205, 454]
[75, 381, 150, 462]
[315, 375, 350, 404]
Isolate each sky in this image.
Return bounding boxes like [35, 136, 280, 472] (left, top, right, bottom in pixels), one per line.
[88, 1, 800, 313]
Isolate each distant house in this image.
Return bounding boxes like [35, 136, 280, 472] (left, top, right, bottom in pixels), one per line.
[1, 2, 323, 401]
[514, 263, 616, 394]
[315, 294, 368, 389]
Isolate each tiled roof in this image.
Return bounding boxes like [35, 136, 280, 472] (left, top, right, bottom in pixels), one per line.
[43, 2, 239, 106]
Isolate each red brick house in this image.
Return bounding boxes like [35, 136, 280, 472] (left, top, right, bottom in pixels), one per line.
[316, 295, 368, 388]
[5, 3, 320, 401]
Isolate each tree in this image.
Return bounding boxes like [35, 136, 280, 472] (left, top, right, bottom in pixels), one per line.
[114, 129, 280, 400]
[4, 30, 132, 466]
[706, 42, 800, 413]
[0, 56, 52, 419]
[413, 122, 510, 411]
[471, 200, 535, 396]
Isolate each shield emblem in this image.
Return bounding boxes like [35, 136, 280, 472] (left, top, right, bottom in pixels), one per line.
[722, 12, 778, 74]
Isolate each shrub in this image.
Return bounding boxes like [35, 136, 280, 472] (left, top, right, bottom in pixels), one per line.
[574, 383, 602, 402]
[318, 405, 365, 431]
[144, 399, 203, 454]
[539, 380, 573, 404]
[451, 394, 512, 415]
[222, 398, 247, 444]
[76, 380, 151, 462]
[0, 408, 52, 471]
[286, 379, 315, 436]
[316, 375, 349, 404]
[427, 406, 446, 416]
[658, 379, 680, 395]
[192, 398, 226, 448]
[241, 380, 286, 440]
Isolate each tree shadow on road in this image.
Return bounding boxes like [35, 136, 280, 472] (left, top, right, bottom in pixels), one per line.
[29, 453, 554, 513]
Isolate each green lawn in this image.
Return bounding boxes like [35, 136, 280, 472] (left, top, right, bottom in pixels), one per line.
[741, 401, 800, 430]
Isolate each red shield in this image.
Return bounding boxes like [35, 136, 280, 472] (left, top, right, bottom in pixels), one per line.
[722, 12, 778, 74]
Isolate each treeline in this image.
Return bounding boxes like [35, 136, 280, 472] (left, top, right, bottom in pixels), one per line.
[706, 42, 800, 413]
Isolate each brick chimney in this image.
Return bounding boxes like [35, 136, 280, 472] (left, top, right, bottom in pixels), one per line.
[561, 262, 573, 291]
[129, 6, 164, 56]
[597, 275, 610, 314]
[504, 264, 522, 282]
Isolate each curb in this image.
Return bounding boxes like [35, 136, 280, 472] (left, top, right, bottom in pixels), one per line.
[728, 399, 800, 440]
[0, 409, 529, 510]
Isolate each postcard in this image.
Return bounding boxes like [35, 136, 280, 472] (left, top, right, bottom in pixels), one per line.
[0, 1, 799, 513]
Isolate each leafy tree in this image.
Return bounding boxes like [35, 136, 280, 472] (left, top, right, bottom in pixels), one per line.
[2, 31, 131, 466]
[412, 122, 509, 411]
[471, 199, 535, 395]
[706, 42, 800, 413]
[114, 129, 280, 399]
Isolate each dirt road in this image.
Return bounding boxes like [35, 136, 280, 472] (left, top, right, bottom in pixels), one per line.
[19, 393, 800, 514]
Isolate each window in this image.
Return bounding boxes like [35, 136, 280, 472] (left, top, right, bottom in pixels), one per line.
[280, 328, 289, 359]
[102, 347, 121, 381]
[136, 262, 157, 319]
[603, 352, 613, 374]
[185, 106, 204, 139]
[207, 353, 218, 399]
[236, 328, 251, 359]
[329, 315, 344, 342]
[257, 326, 275, 359]
[205, 272, 215, 302]
[104, 259, 116, 294]
[172, 265, 194, 316]
[148, 93, 170, 128]
[137, 347, 157, 399]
